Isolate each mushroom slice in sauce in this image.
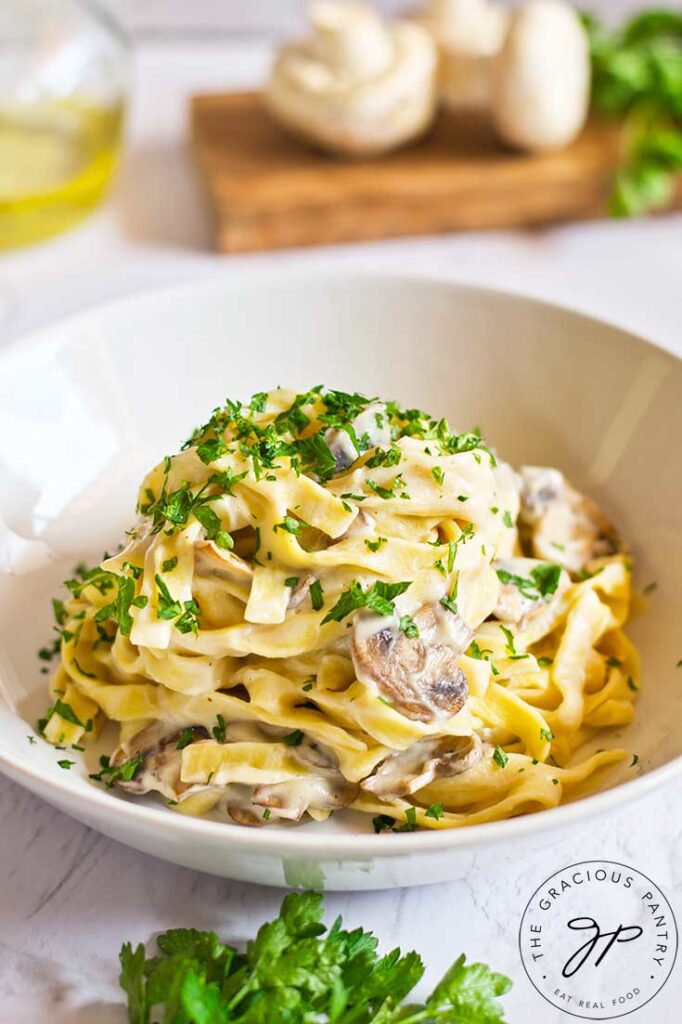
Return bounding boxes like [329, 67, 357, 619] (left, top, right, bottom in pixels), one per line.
[324, 401, 391, 473]
[195, 542, 254, 584]
[352, 602, 473, 722]
[251, 775, 359, 821]
[518, 466, 622, 574]
[112, 722, 209, 801]
[287, 572, 315, 610]
[493, 557, 570, 628]
[361, 734, 482, 799]
[251, 737, 358, 820]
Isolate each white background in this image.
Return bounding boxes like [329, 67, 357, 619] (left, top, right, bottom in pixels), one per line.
[1, 3, 682, 1022]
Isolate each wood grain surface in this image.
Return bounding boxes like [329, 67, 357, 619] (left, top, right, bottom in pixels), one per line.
[191, 90, 630, 253]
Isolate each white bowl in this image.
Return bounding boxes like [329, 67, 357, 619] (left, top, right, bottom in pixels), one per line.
[1, 271, 680, 890]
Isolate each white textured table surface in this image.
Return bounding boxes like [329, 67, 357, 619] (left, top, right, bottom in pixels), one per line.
[1, 38, 681, 1024]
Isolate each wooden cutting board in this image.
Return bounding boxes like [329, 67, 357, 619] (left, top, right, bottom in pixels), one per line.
[191, 90, 629, 253]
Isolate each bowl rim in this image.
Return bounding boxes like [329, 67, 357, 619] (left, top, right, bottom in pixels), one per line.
[1, 267, 680, 859]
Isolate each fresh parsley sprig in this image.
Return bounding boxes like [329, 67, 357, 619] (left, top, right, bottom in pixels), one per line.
[585, 8, 682, 216]
[118, 890, 512, 1024]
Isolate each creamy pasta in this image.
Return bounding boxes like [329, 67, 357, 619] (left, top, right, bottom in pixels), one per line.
[41, 387, 639, 831]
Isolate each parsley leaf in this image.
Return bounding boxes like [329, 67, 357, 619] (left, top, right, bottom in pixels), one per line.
[115, 890, 512, 1024]
[309, 579, 324, 611]
[282, 729, 304, 747]
[492, 746, 509, 769]
[399, 614, 420, 638]
[321, 580, 412, 624]
[90, 753, 145, 789]
[496, 563, 562, 602]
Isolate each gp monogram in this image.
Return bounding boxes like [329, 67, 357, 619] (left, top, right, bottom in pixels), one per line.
[519, 861, 678, 1020]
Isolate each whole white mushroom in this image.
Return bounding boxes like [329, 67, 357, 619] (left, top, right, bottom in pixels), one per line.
[265, 1, 438, 157]
[491, 0, 591, 152]
[414, 0, 509, 110]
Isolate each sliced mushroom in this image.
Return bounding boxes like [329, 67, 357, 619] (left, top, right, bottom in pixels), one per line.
[518, 466, 622, 574]
[251, 775, 359, 821]
[324, 401, 391, 472]
[195, 541, 254, 583]
[251, 736, 358, 820]
[352, 602, 473, 722]
[493, 556, 570, 627]
[112, 722, 209, 801]
[287, 572, 315, 610]
[228, 806, 266, 828]
[361, 733, 482, 798]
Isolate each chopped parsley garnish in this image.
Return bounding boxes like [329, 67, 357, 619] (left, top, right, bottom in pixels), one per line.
[90, 753, 145, 789]
[196, 437, 228, 464]
[249, 391, 268, 413]
[295, 434, 337, 481]
[440, 577, 459, 616]
[58, 759, 75, 770]
[161, 556, 178, 573]
[537, 656, 554, 667]
[364, 537, 387, 553]
[321, 580, 412, 624]
[207, 467, 247, 496]
[373, 814, 397, 833]
[365, 444, 401, 469]
[631, 753, 640, 767]
[52, 597, 67, 626]
[499, 624, 528, 659]
[154, 574, 201, 636]
[309, 579, 324, 611]
[284, 576, 300, 588]
[273, 515, 305, 536]
[540, 728, 554, 742]
[176, 729, 195, 750]
[91, 574, 147, 638]
[399, 614, 420, 639]
[37, 698, 85, 736]
[425, 802, 444, 820]
[627, 676, 639, 691]
[212, 714, 227, 743]
[394, 806, 418, 832]
[366, 475, 409, 501]
[282, 729, 304, 747]
[502, 511, 514, 529]
[606, 656, 622, 668]
[492, 746, 509, 769]
[431, 466, 445, 486]
[496, 562, 562, 602]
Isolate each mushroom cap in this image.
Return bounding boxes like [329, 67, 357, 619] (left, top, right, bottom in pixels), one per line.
[362, 733, 482, 797]
[265, 2, 437, 156]
[413, 0, 509, 109]
[491, 0, 590, 152]
[518, 466, 622, 573]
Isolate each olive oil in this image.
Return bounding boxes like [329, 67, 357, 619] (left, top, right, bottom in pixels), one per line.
[0, 100, 124, 250]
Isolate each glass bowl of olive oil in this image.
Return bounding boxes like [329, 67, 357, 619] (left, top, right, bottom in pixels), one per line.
[0, 1, 130, 250]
